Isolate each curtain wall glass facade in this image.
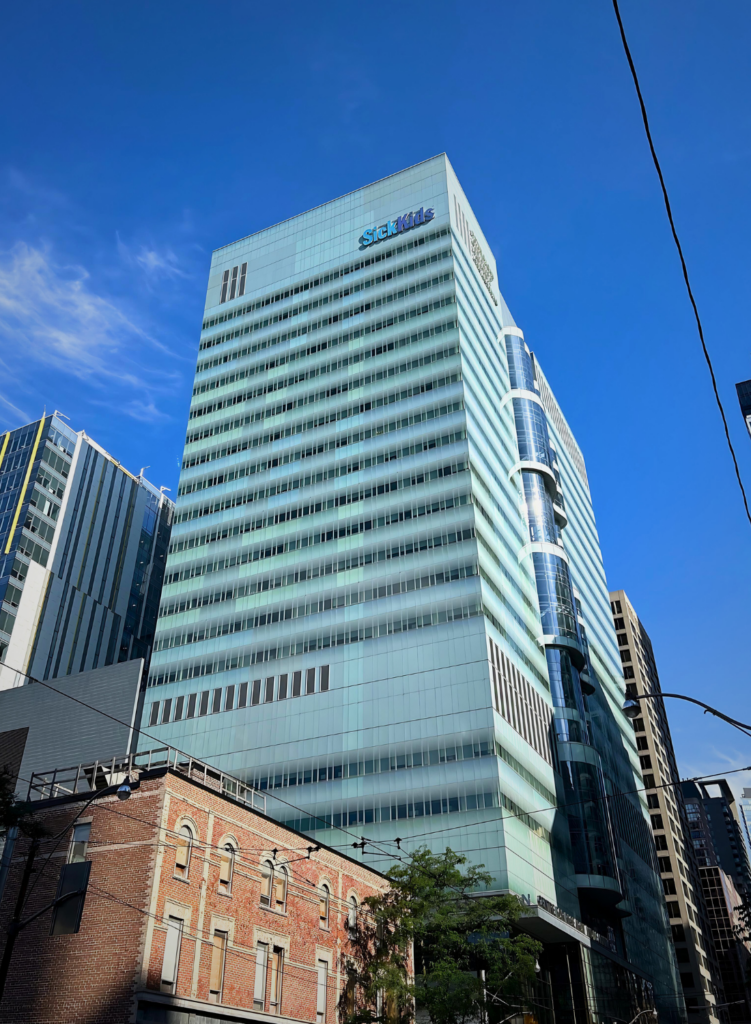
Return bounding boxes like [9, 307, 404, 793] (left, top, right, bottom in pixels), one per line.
[145, 155, 683, 1023]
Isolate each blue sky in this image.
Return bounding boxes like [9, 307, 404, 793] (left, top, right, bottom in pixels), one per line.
[2, 1, 750, 790]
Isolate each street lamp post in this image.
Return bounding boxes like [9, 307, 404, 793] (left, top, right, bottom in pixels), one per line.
[622, 693, 751, 740]
[0, 780, 133, 1003]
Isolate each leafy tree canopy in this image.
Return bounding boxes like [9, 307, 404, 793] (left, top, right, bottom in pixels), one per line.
[342, 847, 542, 1024]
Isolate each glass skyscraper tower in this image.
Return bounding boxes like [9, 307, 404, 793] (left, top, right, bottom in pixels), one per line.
[146, 155, 683, 1022]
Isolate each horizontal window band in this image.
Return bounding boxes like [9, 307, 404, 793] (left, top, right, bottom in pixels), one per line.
[171, 489, 469, 558]
[182, 394, 464, 475]
[284, 788, 549, 844]
[168, 460, 469, 568]
[148, 601, 483, 684]
[202, 228, 451, 342]
[178, 422, 466, 498]
[196, 263, 453, 384]
[154, 563, 480, 652]
[188, 309, 457, 423]
[186, 319, 459, 447]
[160, 523, 476, 619]
[484, 603, 549, 690]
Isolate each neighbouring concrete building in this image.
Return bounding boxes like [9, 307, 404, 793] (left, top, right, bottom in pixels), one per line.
[0, 413, 174, 689]
[0, 658, 143, 793]
[141, 155, 684, 1021]
[0, 658, 145, 907]
[610, 590, 724, 1023]
[0, 750, 390, 1023]
[683, 781, 751, 1023]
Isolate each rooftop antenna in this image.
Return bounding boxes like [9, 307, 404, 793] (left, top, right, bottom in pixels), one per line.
[139, 466, 150, 479]
[53, 410, 70, 421]
[159, 486, 171, 493]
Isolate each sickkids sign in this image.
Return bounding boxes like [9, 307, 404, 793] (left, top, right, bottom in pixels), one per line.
[360, 206, 434, 247]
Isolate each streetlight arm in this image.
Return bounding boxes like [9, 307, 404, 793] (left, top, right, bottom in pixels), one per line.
[624, 693, 751, 733]
[610, 1009, 657, 1024]
[23, 781, 132, 907]
[8, 887, 87, 937]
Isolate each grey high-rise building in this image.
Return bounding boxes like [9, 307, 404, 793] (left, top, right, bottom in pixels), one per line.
[0, 413, 174, 689]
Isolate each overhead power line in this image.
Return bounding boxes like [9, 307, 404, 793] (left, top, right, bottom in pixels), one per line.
[8, 660, 749, 864]
[9, 665, 747, 921]
[611, 0, 751, 528]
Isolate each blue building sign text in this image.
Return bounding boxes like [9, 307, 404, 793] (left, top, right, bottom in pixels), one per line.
[361, 206, 434, 247]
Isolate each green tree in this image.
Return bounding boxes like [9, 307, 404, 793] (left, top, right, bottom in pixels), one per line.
[340, 847, 542, 1024]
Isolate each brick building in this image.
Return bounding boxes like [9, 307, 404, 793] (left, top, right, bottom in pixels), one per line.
[0, 751, 390, 1023]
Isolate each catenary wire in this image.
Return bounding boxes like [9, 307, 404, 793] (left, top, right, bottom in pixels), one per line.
[15, 750, 726, 947]
[11, 653, 747, 938]
[8, 689, 743, 932]
[611, 0, 751, 527]
[11, 843, 358, 1004]
[3, 663, 714, 1012]
[0, 677, 721, 1020]
[8, 662, 748, 864]
[8, 769, 378, 918]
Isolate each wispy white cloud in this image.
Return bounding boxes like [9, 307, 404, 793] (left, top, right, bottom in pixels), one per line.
[7, 168, 70, 209]
[681, 741, 751, 800]
[121, 398, 172, 422]
[0, 242, 181, 421]
[117, 233, 189, 281]
[0, 386, 30, 427]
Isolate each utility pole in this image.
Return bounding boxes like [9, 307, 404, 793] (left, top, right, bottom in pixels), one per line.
[0, 836, 40, 1001]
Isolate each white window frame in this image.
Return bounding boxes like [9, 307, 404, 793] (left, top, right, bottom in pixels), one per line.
[219, 843, 235, 894]
[319, 883, 330, 928]
[316, 957, 328, 1023]
[174, 824, 194, 879]
[209, 928, 228, 1000]
[160, 915, 184, 991]
[260, 860, 274, 907]
[254, 940, 269, 1009]
[68, 822, 91, 864]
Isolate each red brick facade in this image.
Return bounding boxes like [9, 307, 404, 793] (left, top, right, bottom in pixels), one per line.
[0, 767, 389, 1023]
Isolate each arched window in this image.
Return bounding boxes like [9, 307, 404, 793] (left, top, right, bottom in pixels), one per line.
[175, 824, 194, 879]
[260, 860, 274, 907]
[348, 895, 358, 934]
[319, 883, 330, 928]
[219, 843, 235, 894]
[275, 866, 288, 911]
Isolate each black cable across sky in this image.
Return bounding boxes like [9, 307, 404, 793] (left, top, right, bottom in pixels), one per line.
[611, 0, 751, 528]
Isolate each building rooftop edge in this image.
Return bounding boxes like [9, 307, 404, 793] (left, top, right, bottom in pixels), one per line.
[2, 413, 174, 505]
[212, 153, 449, 256]
[27, 763, 390, 881]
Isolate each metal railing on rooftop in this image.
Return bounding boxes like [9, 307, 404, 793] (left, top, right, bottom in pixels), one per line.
[26, 746, 266, 815]
[535, 895, 615, 951]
